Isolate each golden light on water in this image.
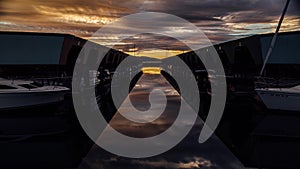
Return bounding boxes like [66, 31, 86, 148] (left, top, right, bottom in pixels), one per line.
[142, 67, 161, 74]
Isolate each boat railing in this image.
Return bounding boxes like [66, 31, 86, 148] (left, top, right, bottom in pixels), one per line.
[9, 76, 72, 89]
[255, 76, 300, 88]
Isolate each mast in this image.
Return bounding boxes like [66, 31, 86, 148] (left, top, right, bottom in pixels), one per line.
[259, 0, 290, 77]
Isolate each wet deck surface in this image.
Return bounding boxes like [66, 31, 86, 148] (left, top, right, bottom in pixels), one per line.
[78, 74, 245, 169]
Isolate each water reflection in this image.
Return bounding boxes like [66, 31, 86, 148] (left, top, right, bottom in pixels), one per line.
[78, 74, 245, 169]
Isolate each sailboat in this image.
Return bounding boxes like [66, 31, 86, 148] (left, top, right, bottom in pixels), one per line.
[255, 0, 300, 111]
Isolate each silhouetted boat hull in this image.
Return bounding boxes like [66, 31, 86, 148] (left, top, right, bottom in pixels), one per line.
[256, 85, 300, 111]
[0, 89, 69, 110]
[0, 78, 69, 110]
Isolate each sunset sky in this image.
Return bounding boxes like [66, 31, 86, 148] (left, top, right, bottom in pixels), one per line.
[0, 0, 299, 59]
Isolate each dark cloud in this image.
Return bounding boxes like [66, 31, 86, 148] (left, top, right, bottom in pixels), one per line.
[0, 0, 299, 58]
[114, 34, 190, 52]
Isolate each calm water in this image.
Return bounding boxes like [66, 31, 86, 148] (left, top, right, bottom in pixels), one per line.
[77, 74, 245, 169]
